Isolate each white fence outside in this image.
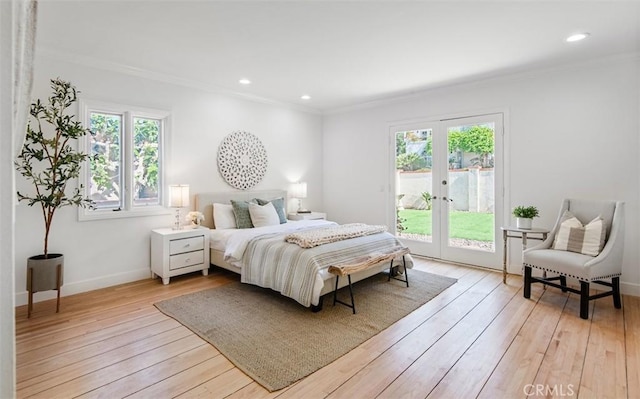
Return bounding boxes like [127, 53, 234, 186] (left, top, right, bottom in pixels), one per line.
[397, 168, 495, 213]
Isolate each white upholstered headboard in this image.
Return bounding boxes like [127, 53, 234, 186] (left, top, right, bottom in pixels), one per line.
[194, 189, 288, 229]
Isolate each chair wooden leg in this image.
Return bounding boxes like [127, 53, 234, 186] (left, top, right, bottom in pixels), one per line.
[56, 263, 62, 313]
[580, 281, 590, 320]
[523, 266, 532, 299]
[560, 276, 567, 292]
[612, 277, 621, 309]
[27, 267, 33, 319]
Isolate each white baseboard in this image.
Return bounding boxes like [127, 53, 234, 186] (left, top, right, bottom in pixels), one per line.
[15, 267, 152, 307]
[621, 281, 640, 297]
[14, 265, 640, 306]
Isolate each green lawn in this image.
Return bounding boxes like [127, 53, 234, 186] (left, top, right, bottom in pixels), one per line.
[398, 209, 494, 242]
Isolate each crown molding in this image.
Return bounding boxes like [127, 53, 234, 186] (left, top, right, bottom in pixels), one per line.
[36, 47, 638, 117]
[36, 46, 322, 115]
[323, 51, 640, 116]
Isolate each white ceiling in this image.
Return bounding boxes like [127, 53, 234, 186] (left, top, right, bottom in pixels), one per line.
[36, 1, 640, 113]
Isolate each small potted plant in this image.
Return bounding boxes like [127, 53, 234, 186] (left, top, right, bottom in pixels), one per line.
[512, 205, 539, 230]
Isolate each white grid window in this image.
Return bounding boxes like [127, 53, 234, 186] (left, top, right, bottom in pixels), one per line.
[79, 100, 170, 220]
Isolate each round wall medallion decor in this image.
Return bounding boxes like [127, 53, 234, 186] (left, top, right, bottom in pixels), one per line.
[217, 131, 268, 190]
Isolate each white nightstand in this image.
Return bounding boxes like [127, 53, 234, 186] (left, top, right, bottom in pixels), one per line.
[287, 212, 327, 221]
[151, 227, 210, 285]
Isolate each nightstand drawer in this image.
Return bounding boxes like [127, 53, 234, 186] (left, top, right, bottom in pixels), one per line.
[287, 212, 326, 221]
[170, 250, 204, 270]
[169, 236, 204, 255]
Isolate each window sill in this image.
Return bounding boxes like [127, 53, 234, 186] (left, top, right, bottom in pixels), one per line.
[78, 206, 172, 222]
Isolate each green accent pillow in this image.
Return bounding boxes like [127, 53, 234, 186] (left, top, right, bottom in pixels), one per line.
[231, 199, 256, 229]
[255, 197, 286, 224]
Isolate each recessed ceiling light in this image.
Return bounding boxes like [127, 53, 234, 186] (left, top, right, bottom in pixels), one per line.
[300, 95, 311, 100]
[239, 78, 251, 85]
[566, 33, 590, 42]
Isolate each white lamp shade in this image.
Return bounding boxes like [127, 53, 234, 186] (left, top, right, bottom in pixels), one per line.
[169, 184, 189, 207]
[292, 182, 307, 199]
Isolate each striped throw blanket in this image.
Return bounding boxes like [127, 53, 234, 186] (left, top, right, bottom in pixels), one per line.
[241, 231, 412, 307]
[285, 223, 387, 248]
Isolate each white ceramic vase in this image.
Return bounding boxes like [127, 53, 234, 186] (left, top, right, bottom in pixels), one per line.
[516, 217, 532, 230]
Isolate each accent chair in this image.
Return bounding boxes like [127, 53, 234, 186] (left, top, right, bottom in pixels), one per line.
[522, 199, 625, 319]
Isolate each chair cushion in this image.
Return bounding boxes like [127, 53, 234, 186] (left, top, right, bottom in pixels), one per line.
[567, 199, 615, 241]
[523, 248, 595, 280]
[552, 211, 606, 256]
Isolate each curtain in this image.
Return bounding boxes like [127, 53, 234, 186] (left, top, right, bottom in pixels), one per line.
[13, 0, 37, 157]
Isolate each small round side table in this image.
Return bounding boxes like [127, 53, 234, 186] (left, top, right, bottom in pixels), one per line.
[501, 226, 550, 283]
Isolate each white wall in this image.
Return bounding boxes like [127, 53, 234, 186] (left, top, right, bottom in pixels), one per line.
[1, 1, 16, 396]
[15, 55, 323, 305]
[323, 55, 640, 295]
[15, 52, 640, 305]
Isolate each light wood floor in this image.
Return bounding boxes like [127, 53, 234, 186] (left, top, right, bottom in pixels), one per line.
[16, 258, 639, 398]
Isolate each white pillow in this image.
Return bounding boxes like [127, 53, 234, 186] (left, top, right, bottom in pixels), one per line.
[248, 201, 280, 228]
[213, 203, 237, 229]
[552, 211, 606, 256]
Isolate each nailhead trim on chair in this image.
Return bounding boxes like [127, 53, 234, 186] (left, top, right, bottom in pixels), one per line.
[523, 263, 622, 283]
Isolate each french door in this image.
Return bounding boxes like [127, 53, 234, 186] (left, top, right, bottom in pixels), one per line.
[391, 113, 503, 269]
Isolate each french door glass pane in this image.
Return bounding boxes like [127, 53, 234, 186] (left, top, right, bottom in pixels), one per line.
[396, 128, 433, 243]
[89, 112, 122, 210]
[446, 123, 495, 252]
[133, 117, 161, 206]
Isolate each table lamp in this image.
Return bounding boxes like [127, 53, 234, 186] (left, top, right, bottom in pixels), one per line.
[292, 182, 309, 213]
[169, 184, 189, 229]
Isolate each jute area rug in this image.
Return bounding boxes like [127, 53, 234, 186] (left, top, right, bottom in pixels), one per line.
[154, 270, 456, 392]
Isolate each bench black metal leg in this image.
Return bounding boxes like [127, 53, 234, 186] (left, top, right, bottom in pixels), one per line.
[347, 275, 355, 314]
[388, 256, 409, 287]
[333, 275, 340, 306]
[333, 275, 356, 314]
[402, 256, 409, 287]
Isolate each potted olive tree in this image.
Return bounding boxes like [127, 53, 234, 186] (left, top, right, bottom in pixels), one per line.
[15, 78, 94, 315]
[512, 205, 539, 230]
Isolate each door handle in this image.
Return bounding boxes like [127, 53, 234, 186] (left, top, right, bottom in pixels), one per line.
[442, 197, 453, 202]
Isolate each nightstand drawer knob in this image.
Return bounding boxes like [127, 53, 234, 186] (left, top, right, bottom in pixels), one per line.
[169, 236, 204, 255]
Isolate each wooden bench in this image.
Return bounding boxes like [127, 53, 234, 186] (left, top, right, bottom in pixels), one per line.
[328, 246, 410, 314]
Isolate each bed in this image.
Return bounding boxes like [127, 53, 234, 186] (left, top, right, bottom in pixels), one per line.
[194, 189, 413, 309]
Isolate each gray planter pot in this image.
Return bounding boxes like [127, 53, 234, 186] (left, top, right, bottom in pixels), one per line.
[27, 254, 64, 292]
[27, 253, 64, 317]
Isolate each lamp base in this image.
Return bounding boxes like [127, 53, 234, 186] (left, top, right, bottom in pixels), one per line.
[297, 209, 311, 214]
[173, 208, 182, 230]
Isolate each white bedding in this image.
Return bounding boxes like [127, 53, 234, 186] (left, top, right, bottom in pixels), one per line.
[209, 220, 412, 307]
[209, 219, 336, 260]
